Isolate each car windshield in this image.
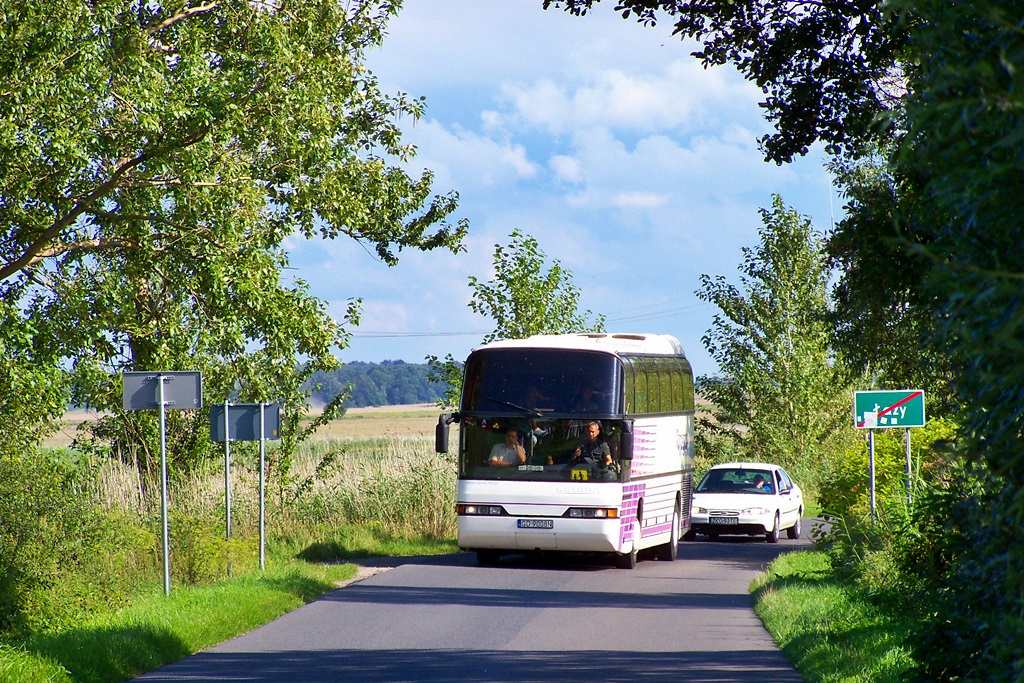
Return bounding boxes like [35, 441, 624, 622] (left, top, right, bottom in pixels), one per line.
[696, 468, 773, 493]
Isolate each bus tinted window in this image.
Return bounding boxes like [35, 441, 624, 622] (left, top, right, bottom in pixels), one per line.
[658, 358, 673, 412]
[622, 357, 636, 414]
[671, 359, 684, 411]
[633, 358, 648, 413]
[461, 348, 620, 415]
[646, 357, 660, 412]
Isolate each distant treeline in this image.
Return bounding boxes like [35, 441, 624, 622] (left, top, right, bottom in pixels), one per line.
[306, 360, 453, 408]
[306, 360, 710, 409]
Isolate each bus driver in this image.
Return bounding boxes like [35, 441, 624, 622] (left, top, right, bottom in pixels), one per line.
[571, 421, 612, 468]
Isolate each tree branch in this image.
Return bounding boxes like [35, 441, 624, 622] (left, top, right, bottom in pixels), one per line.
[146, 2, 220, 37]
[0, 151, 151, 282]
[1, 123, 212, 283]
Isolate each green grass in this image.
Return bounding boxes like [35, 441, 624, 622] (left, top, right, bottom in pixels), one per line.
[1, 561, 357, 683]
[288, 525, 460, 563]
[0, 517, 461, 683]
[751, 550, 916, 683]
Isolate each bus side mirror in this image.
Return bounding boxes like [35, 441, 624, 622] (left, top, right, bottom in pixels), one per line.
[620, 422, 634, 462]
[436, 413, 458, 453]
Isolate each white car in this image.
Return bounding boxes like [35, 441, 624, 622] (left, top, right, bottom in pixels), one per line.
[687, 462, 804, 543]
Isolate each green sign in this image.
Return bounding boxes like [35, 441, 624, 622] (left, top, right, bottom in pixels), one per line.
[854, 390, 926, 429]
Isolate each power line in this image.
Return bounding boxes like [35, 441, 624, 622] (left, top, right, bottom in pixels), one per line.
[605, 303, 712, 324]
[602, 296, 700, 316]
[350, 330, 488, 339]
[348, 300, 711, 340]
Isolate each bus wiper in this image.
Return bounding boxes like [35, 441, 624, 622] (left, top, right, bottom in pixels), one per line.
[487, 398, 542, 417]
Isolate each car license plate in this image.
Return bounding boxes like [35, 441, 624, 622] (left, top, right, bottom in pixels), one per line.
[709, 517, 738, 525]
[517, 519, 554, 529]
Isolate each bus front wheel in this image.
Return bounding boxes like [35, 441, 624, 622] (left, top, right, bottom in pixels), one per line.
[616, 524, 640, 569]
[655, 504, 680, 561]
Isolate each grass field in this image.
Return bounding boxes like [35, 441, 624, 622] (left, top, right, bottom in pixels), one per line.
[42, 403, 444, 448]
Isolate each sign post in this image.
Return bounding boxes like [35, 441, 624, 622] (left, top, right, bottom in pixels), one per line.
[123, 371, 202, 595]
[853, 390, 926, 520]
[209, 402, 281, 570]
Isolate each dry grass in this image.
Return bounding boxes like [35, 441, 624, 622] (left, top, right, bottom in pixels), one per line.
[309, 404, 441, 440]
[42, 404, 443, 448]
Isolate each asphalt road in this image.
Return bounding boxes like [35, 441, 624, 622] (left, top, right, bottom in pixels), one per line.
[135, 531, 811, 683]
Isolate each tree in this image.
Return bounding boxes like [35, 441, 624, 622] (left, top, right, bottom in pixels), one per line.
[469, 229, 605, 344]
[543, 0, 908, 164]
[824, 151, 957, 412]
[547, 1, 1024, 677]
[893, 2, 1024, 678]
[428, 229, 605, 408]
[0, 0, 467, 459]
[696, 196, 854, 486]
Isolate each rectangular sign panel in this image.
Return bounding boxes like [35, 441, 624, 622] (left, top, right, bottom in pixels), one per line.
[209, 403, 282, 442]
[123, 372, 202, 411]
[854, 390, 925, 429]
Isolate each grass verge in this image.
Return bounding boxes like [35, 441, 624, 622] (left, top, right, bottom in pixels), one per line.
[0, 560, 356, 683]
[752, 549, 916, 683]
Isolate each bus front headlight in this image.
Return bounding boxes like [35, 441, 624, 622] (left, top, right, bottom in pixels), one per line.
[566, 508, 618, 519]
[458, 504, 505, 515]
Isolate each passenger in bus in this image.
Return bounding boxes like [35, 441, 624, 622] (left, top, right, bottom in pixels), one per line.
[574, 385, 604, 412]
[570, 421, 612, 468]
[488, 428, 527, 467]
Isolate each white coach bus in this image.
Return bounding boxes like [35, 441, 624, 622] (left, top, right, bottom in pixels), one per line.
[435, 333, 696, 569]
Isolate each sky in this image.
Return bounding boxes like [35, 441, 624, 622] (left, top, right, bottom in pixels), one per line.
[285, 1, 838, 377]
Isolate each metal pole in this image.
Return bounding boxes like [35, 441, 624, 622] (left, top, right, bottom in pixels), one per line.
[224, 401, 232, 578]
[905, 427, 912, 507]
[869, 429, 877, 523]
[224, 401, 231, 542]
[159, 375, 171, 596]
[259, 402, 266, 571]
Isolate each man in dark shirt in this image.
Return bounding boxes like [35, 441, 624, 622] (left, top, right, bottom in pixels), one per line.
[571, 421, 611, 467]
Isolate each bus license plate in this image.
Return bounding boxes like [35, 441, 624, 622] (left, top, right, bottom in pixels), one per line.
[709, 517, 738, 525]
[518, 519, 554, 529]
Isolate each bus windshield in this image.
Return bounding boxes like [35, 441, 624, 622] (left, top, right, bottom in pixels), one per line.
[458, 416, 624, 483]
[461, 348, 621, 416]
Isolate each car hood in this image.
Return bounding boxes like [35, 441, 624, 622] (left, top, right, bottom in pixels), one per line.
[691, 492, 776, 511]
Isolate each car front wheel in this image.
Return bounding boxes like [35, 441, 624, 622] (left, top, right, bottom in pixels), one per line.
[765, 513, 780, 544]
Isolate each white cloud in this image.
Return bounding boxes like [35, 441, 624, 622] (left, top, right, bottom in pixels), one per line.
[614, 192, 668, 209]
[496, 59, 761, 136]
[550, 154, 583, 183]
[404, 119, 539, 189]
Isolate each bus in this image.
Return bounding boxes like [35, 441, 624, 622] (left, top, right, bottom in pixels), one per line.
[435, 332, 696, 569]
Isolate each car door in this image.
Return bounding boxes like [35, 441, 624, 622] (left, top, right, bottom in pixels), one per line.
[775, 468, 800, 526]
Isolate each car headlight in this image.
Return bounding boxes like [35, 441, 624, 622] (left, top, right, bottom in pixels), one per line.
[741, 507, 770, 515]
[696, 506, 708, 514]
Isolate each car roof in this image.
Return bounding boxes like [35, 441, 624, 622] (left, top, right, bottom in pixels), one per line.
[708, 462, 783, 471]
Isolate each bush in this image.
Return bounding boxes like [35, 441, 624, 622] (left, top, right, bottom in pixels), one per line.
[0, 452, 166, 636]
[817, 418, 968, 619]
[818, 418, 958, 520]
